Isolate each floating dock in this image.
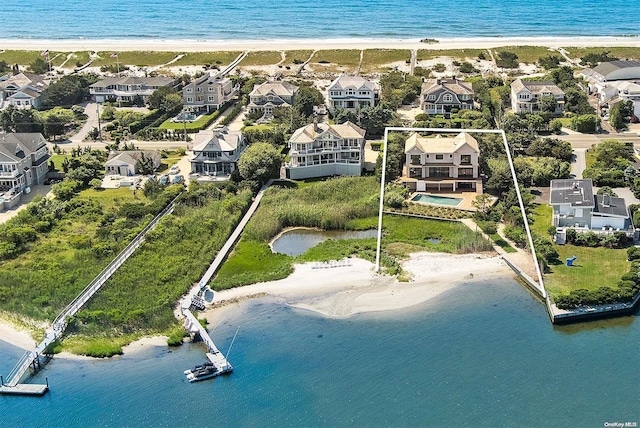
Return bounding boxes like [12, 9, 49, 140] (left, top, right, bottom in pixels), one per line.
[0, 383, 48, 396]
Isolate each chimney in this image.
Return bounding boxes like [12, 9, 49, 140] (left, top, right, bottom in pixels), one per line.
[313, 114, 318, 132]
[603, 194, 611, 207]
[12, 64, 20, 75]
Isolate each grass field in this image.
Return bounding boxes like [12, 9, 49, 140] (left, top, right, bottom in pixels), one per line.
[92, 51, 179, 67]
[530, 204, 630, 297]
[240, 51, 283, 66]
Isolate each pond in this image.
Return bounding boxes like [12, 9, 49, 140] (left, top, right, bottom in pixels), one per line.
[271, 228, 378, 256]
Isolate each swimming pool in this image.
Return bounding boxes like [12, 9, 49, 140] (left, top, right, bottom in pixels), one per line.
[410, 194, 463, 207]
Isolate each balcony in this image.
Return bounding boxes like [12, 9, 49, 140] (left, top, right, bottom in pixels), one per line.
[0, 169, 20, 178]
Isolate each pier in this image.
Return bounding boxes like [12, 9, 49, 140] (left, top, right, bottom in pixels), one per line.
[182, 308, 233, 376]
[1, 197, 179, 396]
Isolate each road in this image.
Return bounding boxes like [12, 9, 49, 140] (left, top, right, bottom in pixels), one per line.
[556, 132, 640, 149]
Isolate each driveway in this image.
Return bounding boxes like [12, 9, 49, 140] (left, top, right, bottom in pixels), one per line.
[571, 148, 587, 179]
[69, 102, 100, 144]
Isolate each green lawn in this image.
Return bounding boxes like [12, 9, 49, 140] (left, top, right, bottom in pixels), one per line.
[77, 187, 150, 211]
[530, 204, 630, 297]
[159, 110, 220, 131]
[585, 149, 596, 168]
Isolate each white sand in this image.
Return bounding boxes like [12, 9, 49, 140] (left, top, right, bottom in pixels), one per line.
[0, 322, 37, 350]
[1, 36, 638, 53]
[205, 252, 514, 319]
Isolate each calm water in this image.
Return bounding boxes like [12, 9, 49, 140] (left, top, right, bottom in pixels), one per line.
[412, 194, 463, 207]
[271, 228, 378, 256]
[0, 0, 638, 40]
[1, 278, 638, 427]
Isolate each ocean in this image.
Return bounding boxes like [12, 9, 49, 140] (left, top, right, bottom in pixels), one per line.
[0, 0, 638, 41]
[1, 278, 638, 427]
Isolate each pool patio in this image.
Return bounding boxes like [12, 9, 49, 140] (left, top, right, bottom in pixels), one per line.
[408, 191, 488, 211]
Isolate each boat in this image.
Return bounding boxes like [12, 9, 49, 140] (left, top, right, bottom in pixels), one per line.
[186, 364, 233, 383]
[183, 361, 214, 375]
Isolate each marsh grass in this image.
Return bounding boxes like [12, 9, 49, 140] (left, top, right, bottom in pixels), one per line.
[62, 334, 141, 357]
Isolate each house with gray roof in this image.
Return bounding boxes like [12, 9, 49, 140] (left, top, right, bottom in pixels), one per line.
[0, 72, 49, 109]
[183, 73, 238, 113]
[327, 74, 378, 113]
[90, 76, 179, 103]
[189, 127, 245, 179]
[510, 79, 565, 114]
[0, 133, 50, 192]
[420, 78, 474, 116]
[105, 151, 162, 176]
[580, 60, 640, 83]
[247, 81, 298, 119]
[400, 132, 481, 193]
[550, 179, 632, 244]
[285, 121, 366, 180]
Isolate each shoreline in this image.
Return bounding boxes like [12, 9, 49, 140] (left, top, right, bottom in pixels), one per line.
[1, 36, 638, 52]
[0, 252, 515, 354]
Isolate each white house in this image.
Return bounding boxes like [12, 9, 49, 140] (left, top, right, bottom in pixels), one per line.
[105, 151, 162, 176]
[90, 76, 179, 103]
[420, 79, 474, 116]
[189, 128, 246, 178]
[327, 74, 378, 113]
[0, 133, 50, 192]
[580, 60, 640, 83]
[510, 79, 565, 114]
[550, 179, 632, 243]
[285, 121, 366, 180]
[247, 81, 298, 118]
[183, 74, 238, 113]
[0, 73, 49, 109]
[400, 132, 481, 193]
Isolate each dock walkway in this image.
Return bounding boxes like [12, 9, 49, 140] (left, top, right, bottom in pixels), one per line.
[182, 308, 232, 372]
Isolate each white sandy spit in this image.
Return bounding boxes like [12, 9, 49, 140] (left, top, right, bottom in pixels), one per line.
[0, 36, 637, 52]
[206, 252, 514, 319]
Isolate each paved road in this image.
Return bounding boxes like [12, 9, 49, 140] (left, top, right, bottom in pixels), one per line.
[556, 132, 640, 149]
[69, 102, 99, 144]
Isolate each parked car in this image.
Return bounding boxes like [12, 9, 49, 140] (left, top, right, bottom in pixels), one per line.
[171, 174, 184, 184]
[158, 174, 169, 185]
[169, 165, 180, 174]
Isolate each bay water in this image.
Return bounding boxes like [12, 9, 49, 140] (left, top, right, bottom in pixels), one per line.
[1, 277, 638, 427]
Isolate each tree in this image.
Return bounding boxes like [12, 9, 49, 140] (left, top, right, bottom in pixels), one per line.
[29, 57, 49, 74]
[580, 51, 618, 68]
[147, 86, 176, 110]
[472, 194, 493, 214]
[43, 74, 99, 107]
[160, 93, 183, 115]
[293, 84, 324, 117]
[609, 100, 633, 132]
[359, 104, 397, 136]
[0, 60, 9, 74]
[570, 114, 598, 133]
[538, 95, 557, 114]
[495, 51, 519, 68]
[564, 88, 593, 114]
[237, 142, 282, 187]
[538, 55, 562, 70]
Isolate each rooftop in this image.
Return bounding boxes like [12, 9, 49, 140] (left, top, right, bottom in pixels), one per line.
[549, 179, 595, 208]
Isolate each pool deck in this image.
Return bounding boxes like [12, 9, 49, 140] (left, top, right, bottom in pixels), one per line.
[409, 191, 486, 211]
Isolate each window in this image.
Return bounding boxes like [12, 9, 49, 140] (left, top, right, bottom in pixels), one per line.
[208, 96, 214, 101]
[435, 154, 444, 160]
[427, 95, 436, 101]
[187, 97, 193, 102]
[429, 167, 450, 178]
[186, 88, 193, 93]
[411, 155, 421, 164]
[443, 94, 453, 102]
[458, 167, 474, 177]
[460, 154, 472, 165]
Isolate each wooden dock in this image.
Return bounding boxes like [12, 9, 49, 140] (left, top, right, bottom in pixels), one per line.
[0, 383, 48, 396]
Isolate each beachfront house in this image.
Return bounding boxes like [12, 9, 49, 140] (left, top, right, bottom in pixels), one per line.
[510, 79, 565, 115]
[105, 151, 162, 176]
[550, 179, 633, 244]
[285, 120, 366, 180]
[0, 133, 50, 192]
[182, 74, 238, 113]
[0, 72, 49, 109]
[580, 60, 640, 83]
[420, 78, 474, 117]
[189, 127, 245, 178]
[90, 76, 179, 104]
[580, 61, 640, 117]
[327, 74, 379, 113]
[247, 81, 299, 120]
[399, 132, 481, 193]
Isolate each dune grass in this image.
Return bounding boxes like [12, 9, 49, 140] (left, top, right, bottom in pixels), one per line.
[492, 46, 555, 64]
[92, 51, 179, 67]
[360, 49, 411, 73]
[563, 46, 640, 62]
[240, 51, 283, 66]
[312, 49, 361, 73]
[172, 51, 241, 67]
[282, 50, 314, 67]
[417, 48, 487, 61]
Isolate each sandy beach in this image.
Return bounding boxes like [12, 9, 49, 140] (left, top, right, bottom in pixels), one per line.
[1, 36, 638, 53]
[204, 252, 515, 320]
